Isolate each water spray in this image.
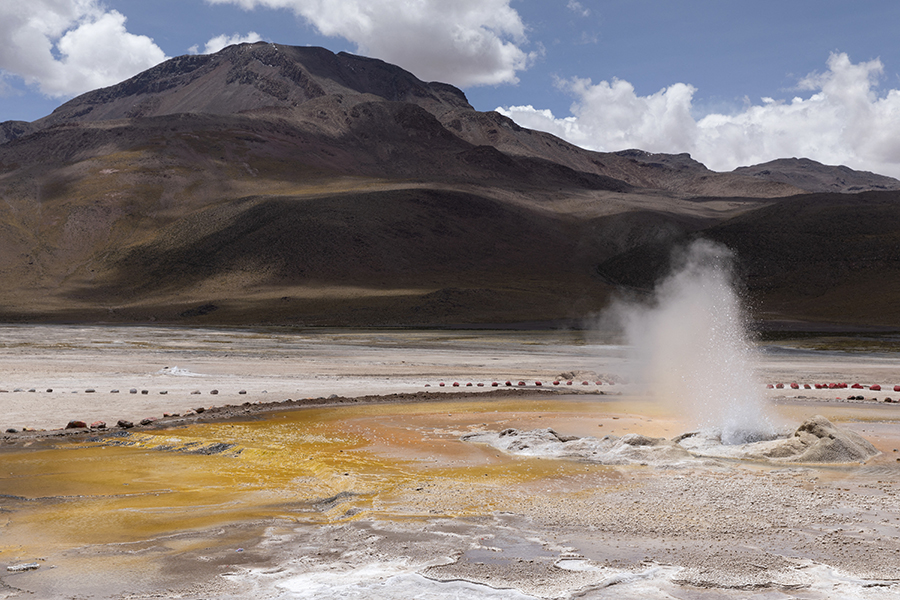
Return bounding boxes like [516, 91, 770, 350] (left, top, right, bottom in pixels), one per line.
[614, 239, 776, 444]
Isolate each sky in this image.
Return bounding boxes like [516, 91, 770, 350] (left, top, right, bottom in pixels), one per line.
[3, 1, 900, 177]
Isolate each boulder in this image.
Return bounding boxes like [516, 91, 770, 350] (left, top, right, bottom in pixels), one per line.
[66, 420, 87, 429]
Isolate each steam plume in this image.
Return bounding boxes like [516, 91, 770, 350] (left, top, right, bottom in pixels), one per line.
[611, 239, 775, 444]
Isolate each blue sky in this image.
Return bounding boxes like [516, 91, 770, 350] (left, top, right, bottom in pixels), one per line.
[3, 1, 900, 176]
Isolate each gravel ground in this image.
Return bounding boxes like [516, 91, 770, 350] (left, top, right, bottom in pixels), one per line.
[0, 326, 898, 599]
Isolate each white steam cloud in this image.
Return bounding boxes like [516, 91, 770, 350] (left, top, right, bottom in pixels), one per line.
[609, 240, 775, 445]
[499, 53, 900, 179]
[205, 0, 537, 86]
[0, 0, 167, 97]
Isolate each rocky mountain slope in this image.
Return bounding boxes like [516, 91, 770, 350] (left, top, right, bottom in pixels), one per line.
[1, 42, 899, 327]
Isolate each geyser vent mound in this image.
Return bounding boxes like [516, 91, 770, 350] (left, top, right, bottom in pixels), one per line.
[675, 415, 878, 463]
[462, 416, 878, 467]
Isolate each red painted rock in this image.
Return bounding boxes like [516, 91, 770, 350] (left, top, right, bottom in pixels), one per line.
[66, 420, 87, 429]
[553, 381, 560, 385]
[566, 381, 573, 385]
[894, 385, 900, 392]
[804, 384, 812, 389]
[505, 381, 512, 386]
[518, 381, 526, 387]
[439, 383, 445, 387]
[851, 383, 863, 389]
[582, 381, 589, 385]
[767, 384, 774, 389]
[477, 383, 484, 387]
[491, 382, 499, 387]
[775, 383, 784, 389]
[535, 381, 542, 386]
[790, 383, 799, 389]
[452, 382, 459, 387]
[870, 384, 882, 391]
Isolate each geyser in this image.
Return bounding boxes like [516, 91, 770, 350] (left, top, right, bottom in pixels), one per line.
[613, 239, 775, 445]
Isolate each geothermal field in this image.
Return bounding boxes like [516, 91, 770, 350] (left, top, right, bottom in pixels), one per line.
[0, 247, 898, 599]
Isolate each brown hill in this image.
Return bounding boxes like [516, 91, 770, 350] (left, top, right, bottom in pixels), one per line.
[1, 43, 899, 327]
[734, 158, 900, 194]
[597, 191, 900, 327]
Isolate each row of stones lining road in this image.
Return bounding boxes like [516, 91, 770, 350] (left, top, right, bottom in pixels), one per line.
[427, 380, 606, 387]
[769, 382, 900, 391]
[0, 388, 237, 395]
[4, 381, 595, 434]
[2, 388, 251, 433]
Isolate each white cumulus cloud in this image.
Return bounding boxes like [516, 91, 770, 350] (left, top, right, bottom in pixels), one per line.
[567, 1, 591, 17]
[189, 31, 264, 55]
[0, 0, 167, 98]
[499, 53, 900, 178]
[205, 0, 535, 86]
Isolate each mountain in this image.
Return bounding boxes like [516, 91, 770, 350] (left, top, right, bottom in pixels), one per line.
[734, 158, 900, 194]
[1, 42, 899, 328]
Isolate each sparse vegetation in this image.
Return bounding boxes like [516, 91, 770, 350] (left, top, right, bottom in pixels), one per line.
[1, 44, 898, 327]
